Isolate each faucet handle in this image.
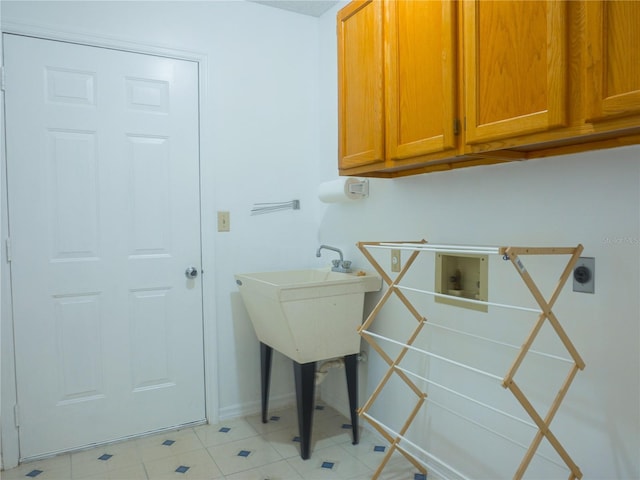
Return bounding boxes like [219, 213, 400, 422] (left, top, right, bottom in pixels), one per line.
[332, 259, 341, 267]
[342, 260, 352, 269]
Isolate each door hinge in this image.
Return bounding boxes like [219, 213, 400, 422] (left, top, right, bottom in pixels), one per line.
[453, 118, 461, 136]
[14, 404, 20, 427]
[5, 237, 12, 262]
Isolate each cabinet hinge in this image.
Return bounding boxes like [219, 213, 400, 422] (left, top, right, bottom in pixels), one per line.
[1, 66, 5, 92]
[453, 118, 461, 136]
[14, 404, 20, 427]
[5, 237, 12, 262]
[464, 116, 467, 131]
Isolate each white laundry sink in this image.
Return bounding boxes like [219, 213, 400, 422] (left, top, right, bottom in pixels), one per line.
[235, 269, 381, 364]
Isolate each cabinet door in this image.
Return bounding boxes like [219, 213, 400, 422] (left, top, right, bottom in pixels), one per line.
[385, 0, 457, 162]
[463, 1, 567, 144]
[584, 1, 640, 122]
[337, 0, 384, 171]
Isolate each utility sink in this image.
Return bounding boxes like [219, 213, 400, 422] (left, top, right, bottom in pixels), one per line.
[235, 267, 382, 460]
[235, 269, 381, 364]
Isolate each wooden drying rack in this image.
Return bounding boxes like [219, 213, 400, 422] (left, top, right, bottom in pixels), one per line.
[356, 240, 585, 480]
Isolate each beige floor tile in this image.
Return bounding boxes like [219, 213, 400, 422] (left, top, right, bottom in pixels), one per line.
[285, 444, 372, 479]
[244, 406, 298, 435]
[224, 459, 304, 480]
[73, 462, 148, 480]
[207, 435, 284, 476]
[71, 441, 142, 478]
[194, 418, 258, 447]
[263, 424, 338, 460]
[1, 454, 71, 480]
[136, 428, 204, 463]
[1, 465, 72, 480]
[344, 430, 430, 480]
[310, 404, 342, 422]
[336, 431, 406, 470]
[348, 460, 426, 480]
[262, 427, 304, 459]
[144, 448, 223, 479]
[313, 415, 359, 447]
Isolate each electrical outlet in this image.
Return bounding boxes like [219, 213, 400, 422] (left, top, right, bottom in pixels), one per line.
[391, 249, 401, 272]
[573, 257, 595, 293]
[217, 211, 230, 232]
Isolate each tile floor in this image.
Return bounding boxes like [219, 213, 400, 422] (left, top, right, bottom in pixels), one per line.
[2, 403, 427, 480]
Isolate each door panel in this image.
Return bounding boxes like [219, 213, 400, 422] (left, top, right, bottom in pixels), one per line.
[4, 34, 205, 459]
[49, 130, 100, 259]
[54, 294, 104, 405]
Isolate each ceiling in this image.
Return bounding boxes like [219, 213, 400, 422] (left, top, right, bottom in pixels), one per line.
[250, 0, 339, 17]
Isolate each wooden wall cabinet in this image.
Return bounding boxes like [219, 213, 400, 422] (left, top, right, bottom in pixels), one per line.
[338, 0, 466, 176]
[384, 1, 457, 165]
[584, 1, 640, 128]
[337, 1, 385, 171]
[463, 1, 568, 144]
[337, 0, 640, 178]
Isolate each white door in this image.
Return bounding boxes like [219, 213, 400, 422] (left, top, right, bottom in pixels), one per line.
[4, 34, 205, 459]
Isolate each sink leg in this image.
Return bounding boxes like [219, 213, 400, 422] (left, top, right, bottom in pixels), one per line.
[260, 342, 273, 424]
[293, 360, 316, 460]
[344, 353, 359, 445]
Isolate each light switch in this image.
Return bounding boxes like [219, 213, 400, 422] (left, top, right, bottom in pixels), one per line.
[391, 249, 401, 272]
[217, 211, 230, 232]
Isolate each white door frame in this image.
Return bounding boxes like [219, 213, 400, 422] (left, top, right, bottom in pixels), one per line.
[0, 20, 219, 470]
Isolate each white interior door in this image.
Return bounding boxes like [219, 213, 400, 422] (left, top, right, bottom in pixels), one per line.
[4, 34, 205, 460]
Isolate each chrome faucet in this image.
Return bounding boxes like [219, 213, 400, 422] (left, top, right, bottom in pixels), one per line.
[316, 245, 343, 262]
[316, 245, 352, 273]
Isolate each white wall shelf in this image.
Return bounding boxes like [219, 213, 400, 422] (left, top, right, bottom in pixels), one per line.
[357, 240, 585, 480]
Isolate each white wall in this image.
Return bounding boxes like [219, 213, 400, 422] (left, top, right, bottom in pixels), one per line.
[317, 3, 640, 479]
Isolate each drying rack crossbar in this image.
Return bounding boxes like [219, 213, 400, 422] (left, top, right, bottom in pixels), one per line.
[362, 329, 503, 382]
[424, 321, 574, 364]
[396, 284, 541, 313]
[394, 364, 535, 429]
[374, 242, 502, 255]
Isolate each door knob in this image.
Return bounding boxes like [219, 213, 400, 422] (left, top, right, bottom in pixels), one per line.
[185, 267, 198, 279]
